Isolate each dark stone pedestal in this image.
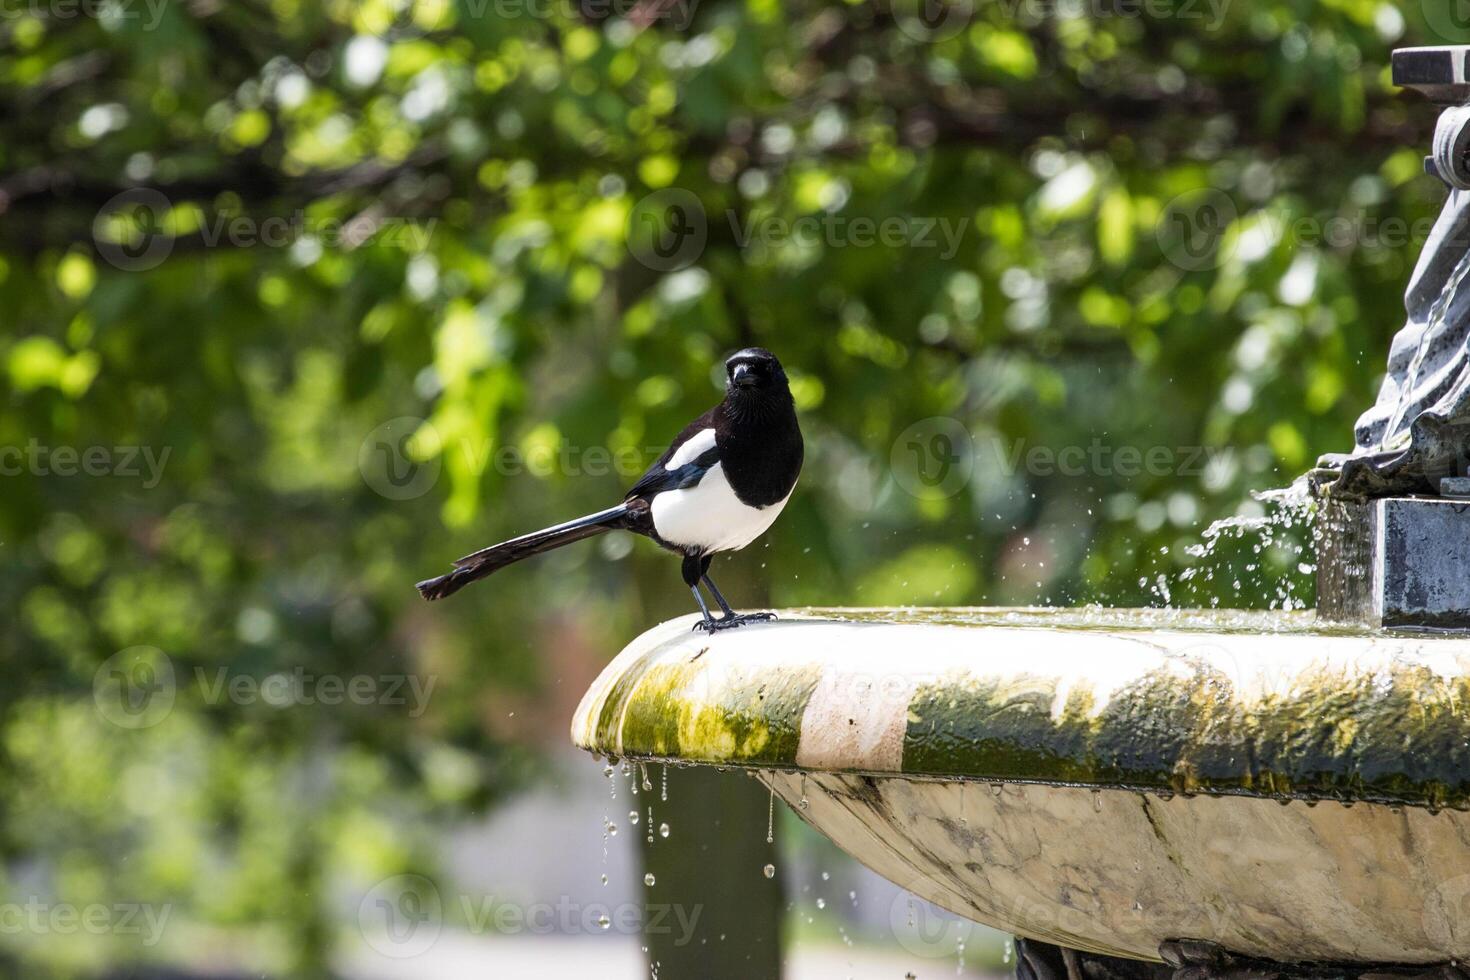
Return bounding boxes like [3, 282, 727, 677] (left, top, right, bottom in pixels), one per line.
[1316, 497, 1470, 629]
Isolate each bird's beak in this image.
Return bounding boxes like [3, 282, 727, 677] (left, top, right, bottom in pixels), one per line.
[731, 363, 757, 388]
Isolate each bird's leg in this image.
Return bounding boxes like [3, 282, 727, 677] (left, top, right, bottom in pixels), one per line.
[689, 585, 720, 632]
[701, 572, 777, 629]
[701, 573, 737, 619]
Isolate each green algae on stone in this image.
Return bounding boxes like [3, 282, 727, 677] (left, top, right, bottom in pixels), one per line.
[576, 609, 1470, 810]
[614, 660, 822, 768]
[902, 659, 1470, 808]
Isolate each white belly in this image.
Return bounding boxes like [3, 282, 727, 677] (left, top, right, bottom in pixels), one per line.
[649, 462, 792, 554]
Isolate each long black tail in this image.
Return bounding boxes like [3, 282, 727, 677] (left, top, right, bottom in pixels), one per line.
[416, 504, 630, 601]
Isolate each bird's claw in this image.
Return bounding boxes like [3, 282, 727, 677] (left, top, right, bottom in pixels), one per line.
[691, 611, 777, 632]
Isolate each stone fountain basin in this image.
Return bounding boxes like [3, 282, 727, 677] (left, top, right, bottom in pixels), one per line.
[571, 608, 1470, 965]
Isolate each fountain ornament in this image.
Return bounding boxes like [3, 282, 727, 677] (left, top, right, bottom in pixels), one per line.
[1312, 47, 1470, 629]
[573, 47, 1470, 980]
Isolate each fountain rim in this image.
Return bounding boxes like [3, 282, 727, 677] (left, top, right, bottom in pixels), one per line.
[572, 607, 1470, 812]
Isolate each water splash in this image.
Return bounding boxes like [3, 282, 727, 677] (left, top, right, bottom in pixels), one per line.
[1177, 482, 1318, 614]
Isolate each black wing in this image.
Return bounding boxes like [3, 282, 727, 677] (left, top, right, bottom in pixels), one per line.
[625, 406, 722, 502]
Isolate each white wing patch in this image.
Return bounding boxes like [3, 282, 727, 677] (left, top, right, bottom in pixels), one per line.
[650, 462, 792, 553]
[664, 428, 718, 471]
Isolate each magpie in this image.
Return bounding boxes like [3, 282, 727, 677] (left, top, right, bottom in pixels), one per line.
[415, 348, 803, 631]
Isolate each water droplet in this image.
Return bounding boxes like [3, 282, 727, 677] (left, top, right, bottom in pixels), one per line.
[600, 873, 608, 886]
[763, 863, 775, 879]
[659, 822, 670, 838]
[597, 914, 611, 929]
[645, 873, 656, 886]
[629, 810, 640, 825]
[766, 787, 775, 844]
[1092, 790, 1103, 812]
[816, 898, 826, 909]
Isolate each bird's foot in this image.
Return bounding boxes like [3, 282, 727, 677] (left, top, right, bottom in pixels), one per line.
[692, 611, 776, 632]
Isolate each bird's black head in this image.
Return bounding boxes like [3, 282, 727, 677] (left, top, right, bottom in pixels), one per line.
[725, 348, 788, 395]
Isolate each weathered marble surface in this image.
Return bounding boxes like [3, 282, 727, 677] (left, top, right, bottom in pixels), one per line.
[571, 609, 1470, 964]
[573, 609, 1470, 807]
[759, 771, 1470, 964]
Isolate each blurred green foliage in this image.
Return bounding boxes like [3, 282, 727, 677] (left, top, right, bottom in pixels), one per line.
[0, 0, 1460, 974]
